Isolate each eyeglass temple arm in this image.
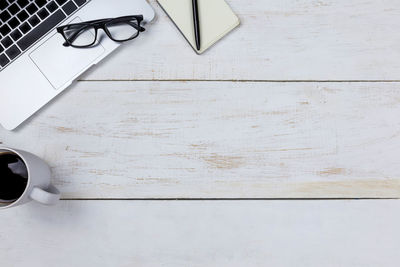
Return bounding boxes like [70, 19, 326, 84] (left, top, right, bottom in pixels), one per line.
[126, 21, 145, 32]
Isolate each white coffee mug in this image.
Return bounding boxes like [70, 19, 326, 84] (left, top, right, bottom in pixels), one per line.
[0, 147, 60, 209]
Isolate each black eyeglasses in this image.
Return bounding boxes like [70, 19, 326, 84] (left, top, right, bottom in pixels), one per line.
[57, 15, 145, 48]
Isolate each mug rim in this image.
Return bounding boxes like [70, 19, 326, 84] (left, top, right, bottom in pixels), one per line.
[0, 147, 32, 209]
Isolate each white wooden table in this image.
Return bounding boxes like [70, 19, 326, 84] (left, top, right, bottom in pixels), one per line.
[1, 0, 400, 266]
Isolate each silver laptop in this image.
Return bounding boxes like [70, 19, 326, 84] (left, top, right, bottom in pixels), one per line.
[0, 0, 155, 130]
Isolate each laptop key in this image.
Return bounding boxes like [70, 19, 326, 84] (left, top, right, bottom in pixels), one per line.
[1, 36, 13, 48]
[0, 53, 10, 67]
[8, 17, 20, 28]
[5, 45, 21, 60]
[0, 10, 11, 22]
[10, 29, 23, 41]
[8, 3, 20, 15]
[17, 10, 66, 51]
[27, 3, 39, 15]
[38, 8, 50, 19]
[46, 1, 58, 13]
[28, 15, 40, 27]
[0, 24, 11, 36]
[0, 44, 3, 53]
[73, 0, 86, 7]
[20, 22, 32, 34]
[62, 1, 77, 15]
[17, 10, 29, 22]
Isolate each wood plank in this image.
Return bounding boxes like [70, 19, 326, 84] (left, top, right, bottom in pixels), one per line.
[82, 0, 400, 81]
[1, 81, 400, 198]
[0, 200, 399, 266]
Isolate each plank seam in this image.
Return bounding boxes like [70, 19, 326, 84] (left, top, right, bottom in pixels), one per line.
[60, 198, 400, 201]
[77, 79, 400, 83]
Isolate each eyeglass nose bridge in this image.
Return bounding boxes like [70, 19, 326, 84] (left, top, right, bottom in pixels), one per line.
[94, 26, 117, 43]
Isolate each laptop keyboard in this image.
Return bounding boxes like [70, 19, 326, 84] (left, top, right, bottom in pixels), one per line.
[0, 0, 88, 72]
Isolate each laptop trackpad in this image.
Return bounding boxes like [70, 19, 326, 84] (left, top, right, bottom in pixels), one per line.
[30, 25, 105, 89]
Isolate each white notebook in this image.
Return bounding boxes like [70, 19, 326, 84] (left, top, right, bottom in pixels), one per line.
[157, 0, 240, 54]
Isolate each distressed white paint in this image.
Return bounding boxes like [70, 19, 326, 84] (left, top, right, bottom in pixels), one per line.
[1, 0, 400, 265]
[81, 0, 400, 81]
[1, 81, 399, 198]
[0, 200, 399, 267]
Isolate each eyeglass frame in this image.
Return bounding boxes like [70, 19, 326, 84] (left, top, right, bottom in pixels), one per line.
[56, 15, 145, 48]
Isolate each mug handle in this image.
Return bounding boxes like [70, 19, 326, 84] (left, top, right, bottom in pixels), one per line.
[30, 184, 61, 205]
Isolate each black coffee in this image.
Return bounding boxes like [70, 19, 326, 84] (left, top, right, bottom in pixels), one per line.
[0, 152, 28, 201]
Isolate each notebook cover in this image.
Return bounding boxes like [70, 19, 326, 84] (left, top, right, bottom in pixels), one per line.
[157, 0, 240, 54]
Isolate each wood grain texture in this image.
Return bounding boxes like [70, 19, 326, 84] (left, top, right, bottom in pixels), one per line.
[1, 200, 399, 267]
[81, 0, 400, 81]
[1, 81, 400, 198]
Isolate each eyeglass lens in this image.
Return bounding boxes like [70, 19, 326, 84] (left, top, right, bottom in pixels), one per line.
[106, 20, 140, 41]
[64, 24, 96, 47]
